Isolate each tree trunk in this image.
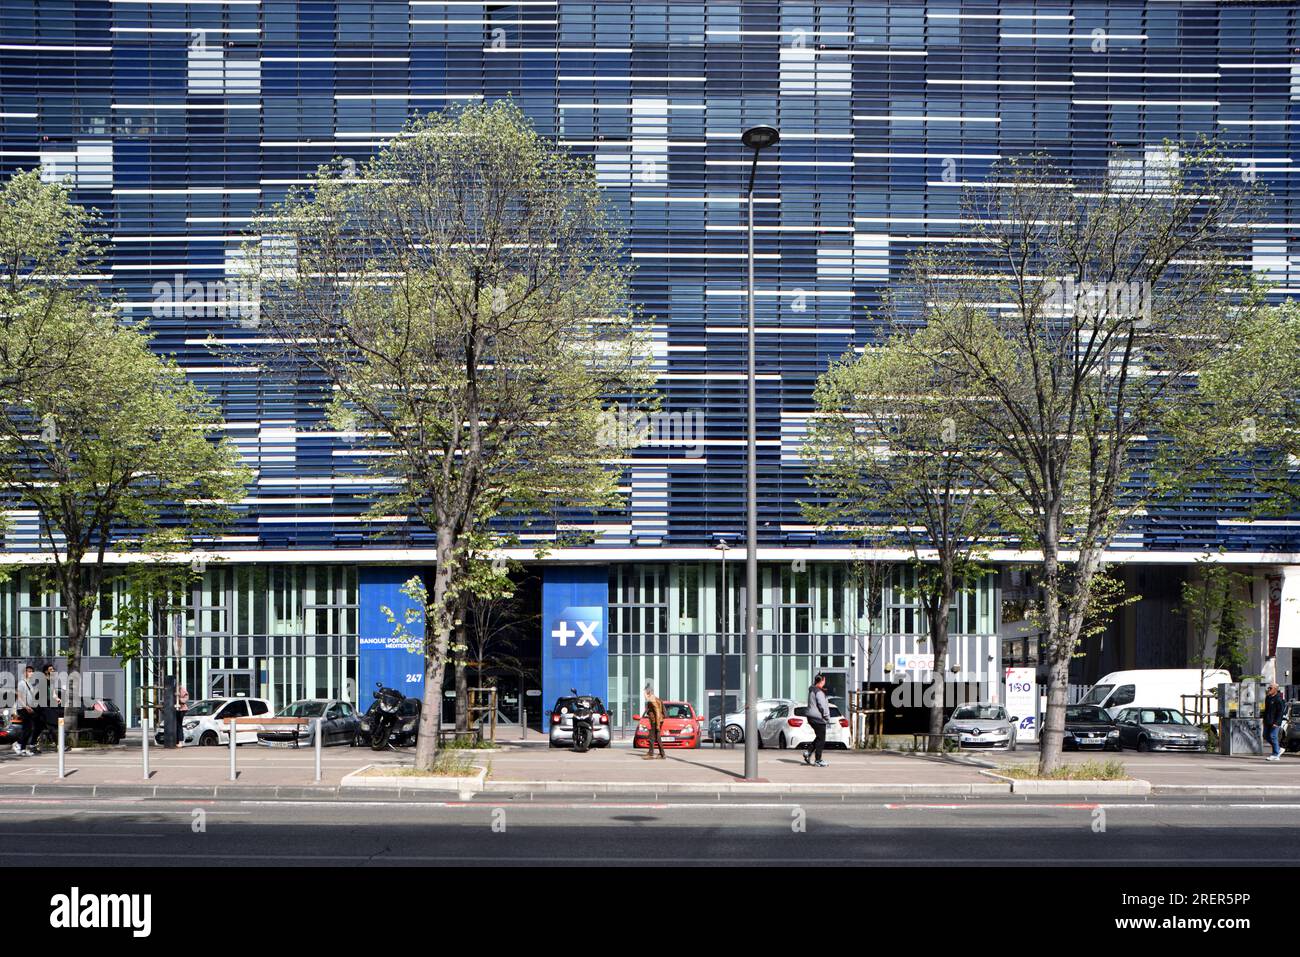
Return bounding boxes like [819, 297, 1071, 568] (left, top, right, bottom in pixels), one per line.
[60, 569, 86, 735]
[454, 624, 469, 734]
[413, 527, 455, 771]
[1039, 643, 1071, 774]
[1039, 546, 1104, 774]
[1037, 552, 1064, 774]
[926, 593, 953, 753]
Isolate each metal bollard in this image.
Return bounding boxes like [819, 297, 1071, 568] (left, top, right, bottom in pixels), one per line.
[142, 715, 150, 780]
[314, 717, 322, 783]
[57, 717, 65, 779]
[229, 717, 237, 781]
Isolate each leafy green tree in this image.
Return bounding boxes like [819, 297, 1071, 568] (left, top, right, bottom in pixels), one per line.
[888, 141, 1295, 773]
[1180, 558, 1253, 690]
[0, 172, 251, 730]
[247, 102, 655, 770]
[0, 171, 107, 394]
[104, 563, 200, 665]
[804, 326, 1007, 748]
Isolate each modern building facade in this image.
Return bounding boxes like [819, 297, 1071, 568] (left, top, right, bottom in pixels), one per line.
[0, 1, 1297, 728]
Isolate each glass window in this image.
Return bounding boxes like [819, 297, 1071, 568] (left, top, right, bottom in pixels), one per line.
[1110, 685, 1136, 708]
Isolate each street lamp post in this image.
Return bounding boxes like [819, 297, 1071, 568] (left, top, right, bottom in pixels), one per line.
[715, 538, 730, 748]
[741, 125, 778, 781]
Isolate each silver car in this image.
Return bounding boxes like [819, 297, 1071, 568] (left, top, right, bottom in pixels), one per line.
[943, 703, 1019, 751]
[548, 695, 612, 749]
[708, 698, 797, 744]
[1113, 707, 1208, 752]
[256, 699, 360, 748]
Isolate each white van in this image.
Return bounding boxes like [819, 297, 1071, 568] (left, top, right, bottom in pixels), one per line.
[1079, 669, 1230, 723]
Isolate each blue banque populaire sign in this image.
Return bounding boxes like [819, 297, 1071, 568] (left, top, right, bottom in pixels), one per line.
[541, 566, 609, 717]
[358, 568, 426, 708]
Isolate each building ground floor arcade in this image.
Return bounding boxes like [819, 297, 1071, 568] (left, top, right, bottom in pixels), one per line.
[0, 556, 1294, 733]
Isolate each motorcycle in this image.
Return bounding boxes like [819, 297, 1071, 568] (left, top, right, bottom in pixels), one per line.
[367, 682, 406, 751]
[569, 688, 596, 753]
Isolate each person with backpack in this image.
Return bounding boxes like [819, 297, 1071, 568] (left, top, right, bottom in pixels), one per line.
[803, 673, 831, 767]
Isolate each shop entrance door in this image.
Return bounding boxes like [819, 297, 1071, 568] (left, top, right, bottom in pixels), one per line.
[820, 669, 851, 716]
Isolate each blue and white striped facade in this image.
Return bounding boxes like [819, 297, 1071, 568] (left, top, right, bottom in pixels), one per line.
[1, 1, 1298, 721]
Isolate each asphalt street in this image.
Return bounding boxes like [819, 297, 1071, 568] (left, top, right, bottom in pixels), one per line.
[2, 795, 1298, 866]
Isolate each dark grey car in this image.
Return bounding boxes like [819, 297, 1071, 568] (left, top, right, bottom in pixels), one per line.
[1063, 704, 1120, 752]
[1113, 707, 1207, 752]
[256, 699, 361, 747]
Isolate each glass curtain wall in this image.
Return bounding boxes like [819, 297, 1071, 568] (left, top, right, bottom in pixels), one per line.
[0, 565, 358, 726]
[606, 562, 997, 730]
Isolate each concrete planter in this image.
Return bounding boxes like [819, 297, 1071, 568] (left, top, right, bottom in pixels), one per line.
[979, 769, 1151, 796]
[341, 764, 486, 796]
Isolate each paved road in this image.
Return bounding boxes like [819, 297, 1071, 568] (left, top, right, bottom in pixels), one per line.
[2, 795, 1298, 866]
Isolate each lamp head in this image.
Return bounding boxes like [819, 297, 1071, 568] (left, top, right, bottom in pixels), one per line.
[741, 125, 780, 151]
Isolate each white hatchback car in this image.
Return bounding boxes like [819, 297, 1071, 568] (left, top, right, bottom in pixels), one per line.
[155, 697, 273, 746]
[757, 702, 852, 750]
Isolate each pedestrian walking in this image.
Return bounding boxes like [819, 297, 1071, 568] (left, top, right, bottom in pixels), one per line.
[803, 673, 831, 767]
[40, 663, 62, 747]
[1264, 681, 1285, 761]
[175, 685, 190, 748]
[641, 684, 666, 759]
[13, 665, 40, 756]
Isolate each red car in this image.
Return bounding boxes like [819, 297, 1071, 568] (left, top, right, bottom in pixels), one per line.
[634, 701, 702, 750]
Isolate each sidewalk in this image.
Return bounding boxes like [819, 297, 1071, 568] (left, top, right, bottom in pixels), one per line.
[4, 736, 1300, 800]
[979, 745, 1300, 797]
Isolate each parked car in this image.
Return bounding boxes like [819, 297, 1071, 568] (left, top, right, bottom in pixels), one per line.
[256, 699, 360, 748]
[943, 703, 1019, 751]
[358, 695, 421, 748]
[1282, 702, 1300, 753]
[159, 697, 272, 746]
[1063, 704, 1121, 752]
[81, 700, 127, 745]
[1080, 669, 1229, 724]
[708, 698, 797, 744]
[757, 702, 851, 750]
[633, 701, 702, 750]
[548, 694, 611, 749]
[1113, 707, 1208, 752]
[0, 700, 126, 748]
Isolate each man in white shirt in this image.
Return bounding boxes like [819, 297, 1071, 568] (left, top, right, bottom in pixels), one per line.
[13, 665, 40, 756]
